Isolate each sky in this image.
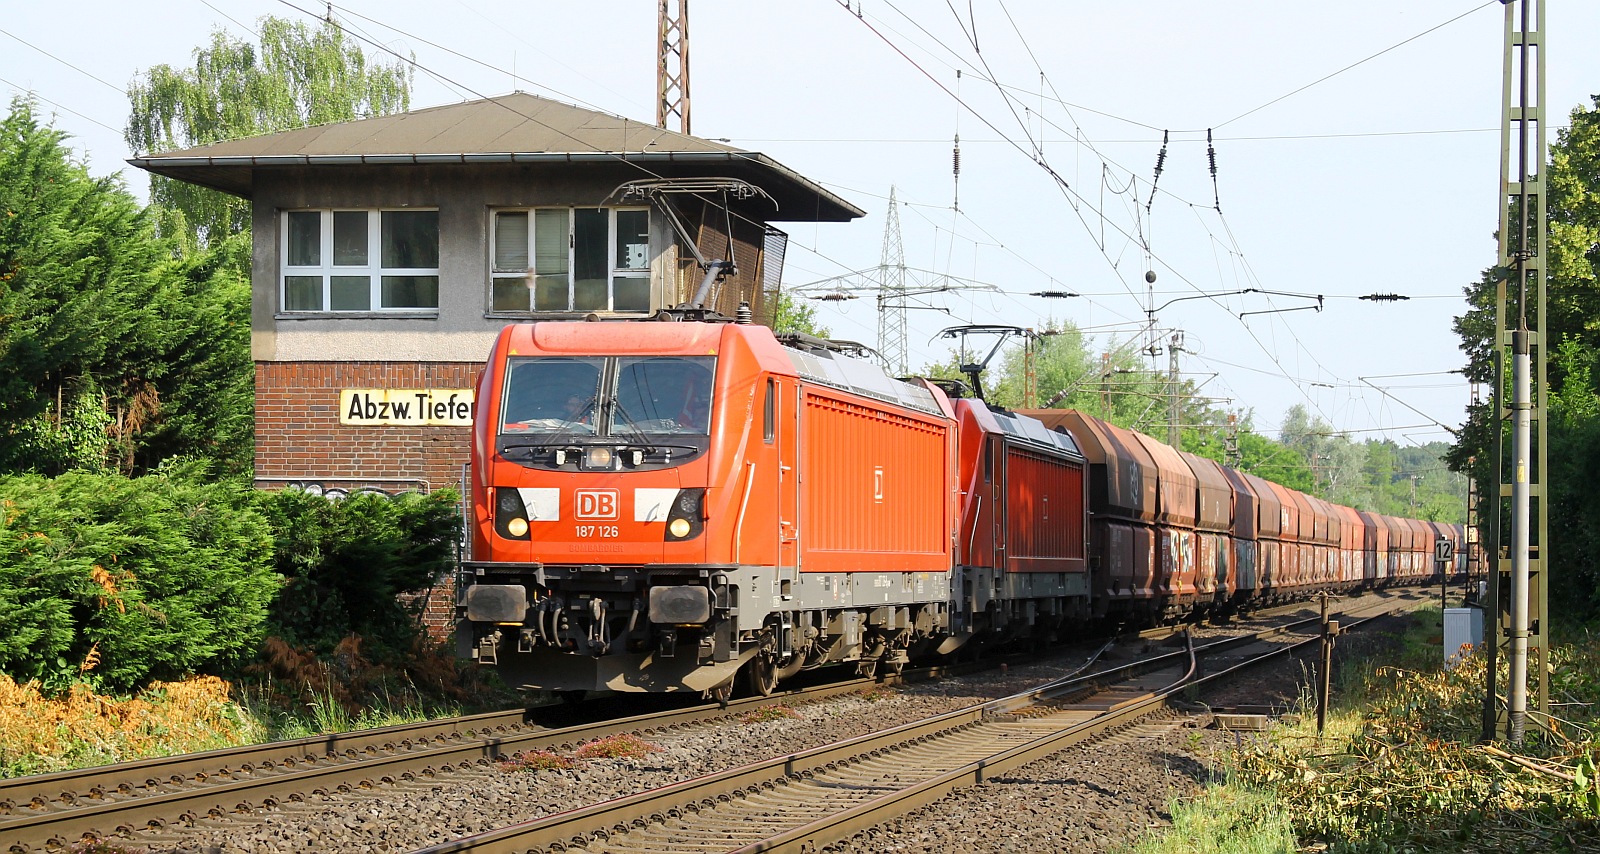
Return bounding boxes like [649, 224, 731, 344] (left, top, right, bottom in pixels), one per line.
[4, 0, 1598, 448]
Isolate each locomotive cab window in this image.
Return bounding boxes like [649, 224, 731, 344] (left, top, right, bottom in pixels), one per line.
[613, 357, 714, 435]
[500, 357, 605, 432]
[497, 355, 716, 470]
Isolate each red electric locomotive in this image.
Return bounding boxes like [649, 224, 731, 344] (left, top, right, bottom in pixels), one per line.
[461, 320, 964, 698]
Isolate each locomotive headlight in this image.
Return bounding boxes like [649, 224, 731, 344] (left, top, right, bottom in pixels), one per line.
[493, 488, 531, 541]
[583, 447, 614, 470]
[664, 487, 706, 542]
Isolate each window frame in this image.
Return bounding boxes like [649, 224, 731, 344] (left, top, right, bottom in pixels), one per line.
[279, 208, 441, 315]
[489, 206, 653, 316]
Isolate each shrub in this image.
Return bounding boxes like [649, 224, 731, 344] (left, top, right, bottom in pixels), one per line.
[0, 471, 278, 693]
[254, 487, 460, 662]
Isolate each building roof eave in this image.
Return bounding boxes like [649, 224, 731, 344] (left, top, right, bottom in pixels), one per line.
[128, 150, 864, 223]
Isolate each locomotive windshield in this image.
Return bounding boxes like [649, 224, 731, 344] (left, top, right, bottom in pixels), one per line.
[613, 357, 714, 435]
[499, 355, 715, 437]
[500, 356, 605, 433]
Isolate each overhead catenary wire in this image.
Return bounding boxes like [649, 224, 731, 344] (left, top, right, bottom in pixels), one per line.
[0, 1, 1472, 443]
[842, 1, 1482, 437]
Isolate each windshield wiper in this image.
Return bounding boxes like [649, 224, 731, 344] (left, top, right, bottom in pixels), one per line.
[608, 398, 658, 453]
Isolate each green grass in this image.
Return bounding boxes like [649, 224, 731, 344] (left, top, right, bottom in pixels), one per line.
[1127, 608, 1600, 853]
[1117, 780, 1297, 854]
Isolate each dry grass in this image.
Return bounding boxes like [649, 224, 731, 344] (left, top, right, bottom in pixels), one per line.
[736, 705, 800, 724]
[0, 674, 259, 777]
[497, 749, 579, 772]
[496, 734, 665, 775]
[572, 733, 663, 760]
[0, 633, 517, 780]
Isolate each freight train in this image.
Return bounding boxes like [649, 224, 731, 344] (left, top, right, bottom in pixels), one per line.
[457, 319, 1465, 700]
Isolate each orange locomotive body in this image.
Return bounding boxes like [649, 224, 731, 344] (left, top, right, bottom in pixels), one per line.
[462, 321, 963, 696]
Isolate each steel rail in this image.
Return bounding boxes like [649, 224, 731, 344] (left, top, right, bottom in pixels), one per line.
[407, 603, 1396, 854]
[0, 675, 895, 853]
[2, 591, 1408, 852]
[741, 609, 1394, 854]
[2, 634, 1079, 828]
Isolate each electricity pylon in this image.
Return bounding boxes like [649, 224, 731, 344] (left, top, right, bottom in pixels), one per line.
[657, 0, 690, 134]
[877, 187, 909, 375]
[789, 187, 998, 375]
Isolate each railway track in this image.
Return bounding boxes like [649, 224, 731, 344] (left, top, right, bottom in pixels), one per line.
[0, 590, 1412, 852]
[0, 675, 899, 853]
[409, 596, 1404, 854]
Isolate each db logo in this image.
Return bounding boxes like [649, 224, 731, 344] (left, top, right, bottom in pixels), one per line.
[575, 489, 619, 520]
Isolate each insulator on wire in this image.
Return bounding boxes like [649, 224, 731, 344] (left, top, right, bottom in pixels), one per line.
[1146, 130, 1169, 212]
[952, 135, 961, 176]
[1207, 128, 1222, 213]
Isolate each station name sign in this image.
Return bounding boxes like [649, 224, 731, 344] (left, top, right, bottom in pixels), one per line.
[339, 389, 474, 426]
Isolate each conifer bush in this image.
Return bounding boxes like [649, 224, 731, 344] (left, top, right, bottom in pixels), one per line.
[254, 487, 460, 663]
[0, 471, 278, 693]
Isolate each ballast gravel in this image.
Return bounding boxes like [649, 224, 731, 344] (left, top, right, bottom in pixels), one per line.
[124, 601, 1408, 854]
[126, 661, 1084, 854]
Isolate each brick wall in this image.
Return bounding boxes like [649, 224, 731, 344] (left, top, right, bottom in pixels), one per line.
[255, 361, 480, 492]
[255, 361, 482, 641]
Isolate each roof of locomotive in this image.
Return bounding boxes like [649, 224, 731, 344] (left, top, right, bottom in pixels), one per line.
[781, 341, 944, 416]
[952, 399, 1084, 459]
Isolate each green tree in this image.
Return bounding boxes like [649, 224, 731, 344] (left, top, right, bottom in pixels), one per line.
[1451, 96, 1600, 612]
[126, 16, 413, 248]
[769, 290, 831, 338]
[0, 99, 254, 475]
[0, 100, 162, 473]
[132, 233, 256, 474]
[1236, 423, 1313, 491]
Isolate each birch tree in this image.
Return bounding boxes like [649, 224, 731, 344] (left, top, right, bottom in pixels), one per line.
[126, 16, 413, 248]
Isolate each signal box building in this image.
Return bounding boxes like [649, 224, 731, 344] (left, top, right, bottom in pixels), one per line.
[132, 92, 862, 498]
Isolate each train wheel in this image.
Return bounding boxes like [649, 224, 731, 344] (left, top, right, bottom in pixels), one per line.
[856, 657, 879, 680]
[745, 654, 779, 697]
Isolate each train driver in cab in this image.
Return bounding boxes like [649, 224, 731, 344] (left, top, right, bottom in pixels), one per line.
[673, 368, 711, 432]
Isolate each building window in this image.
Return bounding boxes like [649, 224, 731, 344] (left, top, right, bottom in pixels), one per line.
[491, 207, 650, 314]
[281, 209, 439, 312]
